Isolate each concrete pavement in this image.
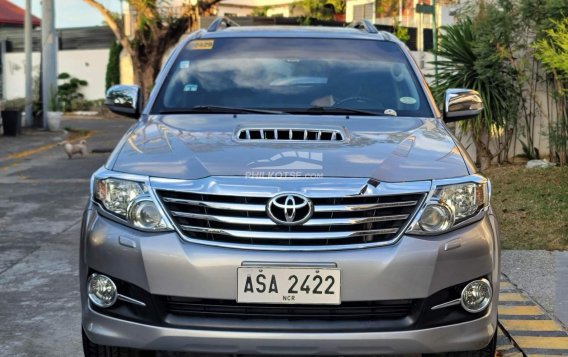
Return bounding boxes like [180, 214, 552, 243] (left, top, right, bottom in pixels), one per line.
[502, 250, 568, 328]
[0, 117, 133, 356]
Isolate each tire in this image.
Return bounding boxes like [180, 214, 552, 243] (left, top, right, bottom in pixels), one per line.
[424, 329, 497, 357]
[82, 329, 153, 357]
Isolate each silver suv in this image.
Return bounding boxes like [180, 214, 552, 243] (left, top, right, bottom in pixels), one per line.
[81, 18, 499, 357]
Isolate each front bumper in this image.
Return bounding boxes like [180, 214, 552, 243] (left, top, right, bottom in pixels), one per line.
[83, 304, 496, 355]
[80, 205, 500, 354]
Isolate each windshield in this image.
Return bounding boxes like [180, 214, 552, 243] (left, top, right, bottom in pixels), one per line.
[153, 37, 433, 117]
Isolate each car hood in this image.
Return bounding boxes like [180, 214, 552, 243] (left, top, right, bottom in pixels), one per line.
[109, 114, 470, 182]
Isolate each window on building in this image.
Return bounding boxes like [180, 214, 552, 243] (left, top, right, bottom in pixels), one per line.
[353, 3, 374, 21]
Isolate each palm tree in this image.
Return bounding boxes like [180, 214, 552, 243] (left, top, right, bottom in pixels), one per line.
[431, 18, 518, 169]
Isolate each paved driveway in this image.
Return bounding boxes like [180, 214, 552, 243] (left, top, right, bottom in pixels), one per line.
[0, 118, 132, 356]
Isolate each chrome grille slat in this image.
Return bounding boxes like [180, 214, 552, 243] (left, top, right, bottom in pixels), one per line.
[171, 211, 408, 226]
[180, 225, 399, 240]
[157, 189, 425, 248]
[315, 201, 418, 212]
[163, 197, 266, 212]
[172, 211, 273, 225]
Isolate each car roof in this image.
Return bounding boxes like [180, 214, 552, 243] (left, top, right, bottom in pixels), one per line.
[198, 25, 394, 41]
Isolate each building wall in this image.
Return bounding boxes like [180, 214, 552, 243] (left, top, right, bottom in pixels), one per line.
[267, 4, 295, 17]
[217, 4, 303, 17]
[217, 5, 255, 17]
[347, 0, 456, 28]
[120, 49, 135, 85]
[3, 48, 110, 101]
[345, 0, 374, 22]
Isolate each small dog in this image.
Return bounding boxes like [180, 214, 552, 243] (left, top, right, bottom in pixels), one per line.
[59, 140, 88, 159]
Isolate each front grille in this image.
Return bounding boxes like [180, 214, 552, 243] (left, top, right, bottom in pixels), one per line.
[165, 297, 414, 321]
[235, 128, 345, 142]
[157, 190, 425, 247]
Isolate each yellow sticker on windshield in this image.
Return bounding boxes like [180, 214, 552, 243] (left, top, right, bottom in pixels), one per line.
[190, 40, 214, 50]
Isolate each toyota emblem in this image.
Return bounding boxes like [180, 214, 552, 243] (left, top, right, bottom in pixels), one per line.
[267, 193, 313, 226]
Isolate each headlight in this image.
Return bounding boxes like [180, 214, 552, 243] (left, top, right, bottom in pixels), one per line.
[93, 176, 173, 231]
[408, 178, 489, 235]
[437, 182, 487, 221]
[419, 203, 454, 232]
[127, 198, 166, 230]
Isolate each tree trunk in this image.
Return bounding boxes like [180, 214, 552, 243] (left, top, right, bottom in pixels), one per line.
[132, 47, 163, 102]
[477, 148, 493, 171]
[473, 134, 493, 171]
[130, 18, 194, 101]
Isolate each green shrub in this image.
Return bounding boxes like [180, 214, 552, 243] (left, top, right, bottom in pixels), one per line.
[68, 98, 105, 112]
[58, 73, 88, 112]
[393, 19, 410, 43]
[106, 41, 122, 91]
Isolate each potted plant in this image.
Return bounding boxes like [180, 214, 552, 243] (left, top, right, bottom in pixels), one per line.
[1, 98, 25, 136]
[47, 91, 63, 131]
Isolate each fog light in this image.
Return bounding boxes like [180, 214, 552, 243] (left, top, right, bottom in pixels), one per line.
[87, 274, 117, 308]
[419, 204, 453, 232]
[461, 279, 492, 313]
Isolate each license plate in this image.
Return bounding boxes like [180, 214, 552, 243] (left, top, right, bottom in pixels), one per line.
[237, 267, 341, 305]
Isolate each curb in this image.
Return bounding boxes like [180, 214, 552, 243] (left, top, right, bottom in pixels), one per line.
[499, 274, 568, 356]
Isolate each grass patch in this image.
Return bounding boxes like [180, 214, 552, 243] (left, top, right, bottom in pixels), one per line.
[484, 165, 568, 250]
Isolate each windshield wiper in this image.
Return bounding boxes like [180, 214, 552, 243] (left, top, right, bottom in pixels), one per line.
[160, 105, 287, 115]
[290, 106, 381, 116]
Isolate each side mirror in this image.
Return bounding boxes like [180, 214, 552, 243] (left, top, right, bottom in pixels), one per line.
[105, 85, 142, 119]
[443, 88, 483, 123]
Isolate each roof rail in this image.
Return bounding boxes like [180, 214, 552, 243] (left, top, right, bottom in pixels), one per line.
[378, 30, 401, 42]
[207, 17, 240, 32]
[346, 19, 378, 34]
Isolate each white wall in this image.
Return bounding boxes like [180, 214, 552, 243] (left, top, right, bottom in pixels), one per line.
[3, 48, 109, 101]
[217, 5, 254, 17]
[216, 2, 302, 17]
[2, 52, 41, 100]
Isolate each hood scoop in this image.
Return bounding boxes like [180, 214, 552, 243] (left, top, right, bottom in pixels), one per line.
[235, 127, 346, 142]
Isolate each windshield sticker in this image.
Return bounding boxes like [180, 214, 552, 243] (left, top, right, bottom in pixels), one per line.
[184, 84, 198, 92]
[190, 40, 214, 50]
[400, 97, 417, 105]
[179, 60, 190, 69]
